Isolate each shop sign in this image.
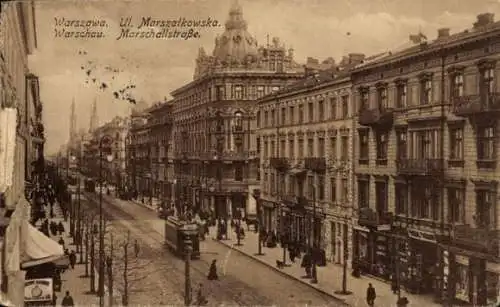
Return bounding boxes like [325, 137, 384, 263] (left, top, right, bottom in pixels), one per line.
[377, 224, 391, 231]
[24, 278, 53, 302]
[486, 261, 500, 274]
[455, 255, 469, 266]
[408, 229, 436, 243]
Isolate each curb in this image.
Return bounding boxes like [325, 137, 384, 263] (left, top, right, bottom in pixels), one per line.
[211, 238, 348, 306]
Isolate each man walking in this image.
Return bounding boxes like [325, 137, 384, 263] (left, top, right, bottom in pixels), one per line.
[69, 250, 77, 269]
[61, 291, 74, 306]
[366, 283, 376, 306]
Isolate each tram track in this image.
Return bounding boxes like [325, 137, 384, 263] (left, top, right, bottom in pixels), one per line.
[82, 192, 274, 306]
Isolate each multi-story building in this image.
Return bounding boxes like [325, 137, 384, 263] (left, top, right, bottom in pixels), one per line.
[171, 2, 304, 218]
[257, 54, 363, 266]
[0, 1, 38, 305]
[25, 74, 44, 183]
[126, 101, 152, 200]
[146, 101, 174, 203]
[351, 12, 499, 306]
[83, 116, 129, 189]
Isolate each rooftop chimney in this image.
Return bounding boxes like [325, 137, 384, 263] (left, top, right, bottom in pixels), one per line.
[348, 53, 365, 65]
[437, 28, 450, 39]
[474, 13, 495, 28]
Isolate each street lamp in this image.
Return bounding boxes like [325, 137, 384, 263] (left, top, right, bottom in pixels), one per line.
[252, 189, 264, 256]
[310, 185, 318, 284]
[98, 135, 114, 307]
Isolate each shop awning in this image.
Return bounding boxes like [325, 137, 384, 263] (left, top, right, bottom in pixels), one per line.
[21, 222, 65, 269]
[289, 168, 307, 176]
[0, 292, 14, 307]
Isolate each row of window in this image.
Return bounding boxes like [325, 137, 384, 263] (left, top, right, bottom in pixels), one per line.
[258, 95, 350, 128]
[358, 179, 496, 227]
[261, 133, 350, 160]
[176, 85, 281, 110]
[358, 124, 495, 165]
[263, 173, 350, 205]
[359, 65, 495, 111]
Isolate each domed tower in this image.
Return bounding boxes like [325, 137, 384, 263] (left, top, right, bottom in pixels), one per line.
[212, 0, 258, 64]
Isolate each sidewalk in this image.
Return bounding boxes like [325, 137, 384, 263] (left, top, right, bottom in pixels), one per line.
[211, 227, 440, 307]
[49, 200, 121, 306]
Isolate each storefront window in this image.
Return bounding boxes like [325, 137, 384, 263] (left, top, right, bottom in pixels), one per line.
[358, 233, 368, 261]
[486, 271, 499, 305]
[455, 263, 470, 302]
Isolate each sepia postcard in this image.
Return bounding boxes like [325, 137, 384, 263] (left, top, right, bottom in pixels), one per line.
[0, 0, 499, 306]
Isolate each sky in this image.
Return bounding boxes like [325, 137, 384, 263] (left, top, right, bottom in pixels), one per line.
[28, 0, 500, 154]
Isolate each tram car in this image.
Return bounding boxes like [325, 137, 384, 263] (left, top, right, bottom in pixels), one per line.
[164, 216, 200, 259]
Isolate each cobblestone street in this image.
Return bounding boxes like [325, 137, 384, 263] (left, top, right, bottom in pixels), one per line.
[81, 192, 346, 306]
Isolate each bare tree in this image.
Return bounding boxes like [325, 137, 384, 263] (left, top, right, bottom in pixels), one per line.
[108, 230, 154, 306]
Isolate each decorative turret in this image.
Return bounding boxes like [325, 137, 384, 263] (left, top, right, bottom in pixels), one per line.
[211, 0, 258, 64]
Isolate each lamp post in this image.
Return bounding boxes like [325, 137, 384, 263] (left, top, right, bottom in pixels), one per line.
[184, 237, 193, 306]
[252, 189, 264, 256]
[99, 135, 114, 307]
[310, 185, 318, 284]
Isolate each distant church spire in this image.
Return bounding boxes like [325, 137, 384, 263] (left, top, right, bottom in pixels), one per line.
[89, 98, 98, 133]
[69, 98, 77, 142]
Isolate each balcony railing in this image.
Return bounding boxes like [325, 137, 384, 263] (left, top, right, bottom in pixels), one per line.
[269, 157, 290, 172]
[358, 107, 394, 127]
[452, 93, 500, 116]
[200, 151, 258, 161]
[453, 225, 499, 255]
[358, 207, 393, 228]
[304, 157, 326, 173]
[396, 158, 444, 176]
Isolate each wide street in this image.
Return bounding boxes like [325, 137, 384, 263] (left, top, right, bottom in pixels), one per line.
[81, 192, 346, 306]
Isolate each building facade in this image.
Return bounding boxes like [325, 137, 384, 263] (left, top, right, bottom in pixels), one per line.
[146, 102, 174, 203]
[171, 2, 304, 218]
[257, 55, 363, 267]
[351, 13, 499, 306]
[26, 74, 44, 184]
[82, 115, 129, 191]
[126, 103, 152, 200]
[0, 1, 38, 305]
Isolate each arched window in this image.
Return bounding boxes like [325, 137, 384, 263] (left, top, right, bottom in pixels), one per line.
[234, 111, 243, 131]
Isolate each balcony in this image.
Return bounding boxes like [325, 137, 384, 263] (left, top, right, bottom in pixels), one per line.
[270, 157, 290, 172]
[396, 158, 444, 176]
[358, 207, 393, 230]
[452, 93, 500, 117]
[453, 225, 499, 255]
[200, 151, 259, 162]
[304, 157, 326, 173]
[358, 107, 394, 128]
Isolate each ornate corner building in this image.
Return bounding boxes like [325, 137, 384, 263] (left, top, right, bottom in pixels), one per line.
[351, 13, 500, 306]
[170, 3, 304, 217]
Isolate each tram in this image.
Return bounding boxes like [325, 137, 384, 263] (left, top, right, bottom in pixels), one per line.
[164, 216, 200, 259]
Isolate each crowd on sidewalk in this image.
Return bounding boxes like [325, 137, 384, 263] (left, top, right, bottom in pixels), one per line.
[209, 219, 440, 307]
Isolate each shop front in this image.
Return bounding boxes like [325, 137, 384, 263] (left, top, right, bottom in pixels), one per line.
[352, 226, 393, 280]
[261, 200, 278, 233]
[443, 249, 500, 306]
[406, 229, 439, 294]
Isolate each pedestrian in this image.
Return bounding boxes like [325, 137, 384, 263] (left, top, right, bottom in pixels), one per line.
[61, 291, 75, 306]
[58, 237, 65, 248]
[52, 293, 57, 306]
[50, 221, 58, 236]
[391, 275, 398, 294]
[207, 259, 218, 280]
[196, 283, 208, 305]
[69, 250, 76, 269]
[134, 239, 140, 258]
[58, 221, 65, 235]
[366, 283, 376, 307]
